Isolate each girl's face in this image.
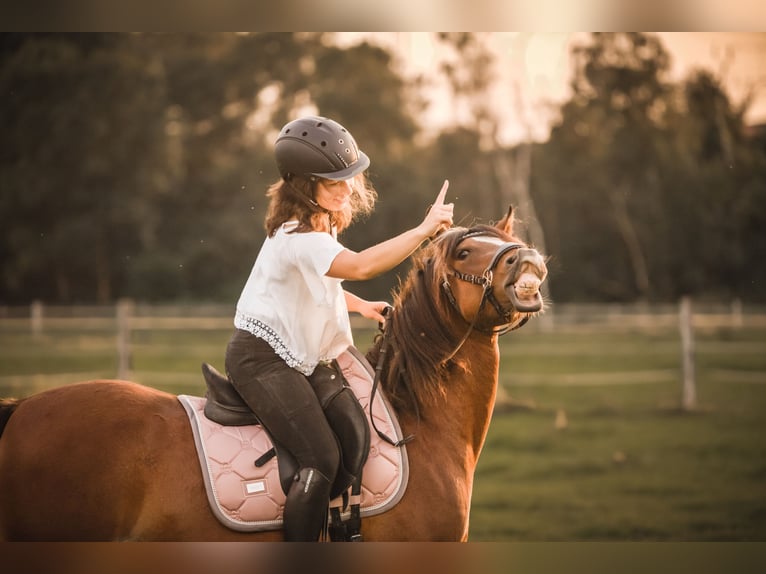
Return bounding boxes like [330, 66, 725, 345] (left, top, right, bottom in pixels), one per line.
[315, 178, 353, 212]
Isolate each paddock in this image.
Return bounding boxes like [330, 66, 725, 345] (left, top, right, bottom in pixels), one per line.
[1, 300, 765, 540]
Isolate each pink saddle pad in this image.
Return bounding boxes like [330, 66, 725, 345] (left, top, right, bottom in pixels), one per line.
[178, 346, 409, 532]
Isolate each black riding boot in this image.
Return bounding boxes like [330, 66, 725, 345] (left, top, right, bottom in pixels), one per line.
[308, 361, 370, 499]
[283, 467, 333, 541]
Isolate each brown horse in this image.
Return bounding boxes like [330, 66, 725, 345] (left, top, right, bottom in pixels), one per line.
[0, 208, 547, 541]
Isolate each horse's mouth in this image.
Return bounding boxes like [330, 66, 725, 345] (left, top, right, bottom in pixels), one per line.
[507, 272, 544, 313]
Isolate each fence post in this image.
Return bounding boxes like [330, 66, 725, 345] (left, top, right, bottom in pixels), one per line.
[31, 300, 44, 338]
[116, 298, 134, 379]
[679, 295, 697, 411]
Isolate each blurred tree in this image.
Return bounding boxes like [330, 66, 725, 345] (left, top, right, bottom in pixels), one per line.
[534, 32, 766, 302]
[661, 70, 766, 301]
[433, 33, 501, 221]
[535, 33, 673, 301]
[312, 40, 420, 163]
[0, 33, 434, 304]
[434, 32, 549, 285]
[310, 39, 428, 303]
[1, 34, 172, 303]
[125, 33, 322, 302]
[3, 33, 764, 305]
[134, 33, 435, 304]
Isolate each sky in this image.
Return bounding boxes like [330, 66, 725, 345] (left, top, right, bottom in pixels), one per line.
[338, 32, 766, 145]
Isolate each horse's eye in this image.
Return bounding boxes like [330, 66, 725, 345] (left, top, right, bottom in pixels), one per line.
[456, 249, 470, 260]
[506, 253, 518, 264]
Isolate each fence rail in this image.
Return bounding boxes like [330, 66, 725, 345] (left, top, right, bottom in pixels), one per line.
[2, 299, 765, 404]
[2, 300, 766, 342]
[3, 299, 765, 331]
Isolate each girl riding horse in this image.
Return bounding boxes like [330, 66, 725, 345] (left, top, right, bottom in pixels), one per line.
[225, 115, 454, 540]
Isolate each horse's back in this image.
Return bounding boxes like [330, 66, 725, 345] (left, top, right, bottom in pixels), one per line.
[0, 380, 200, 540]
[1, 380, 182, 447]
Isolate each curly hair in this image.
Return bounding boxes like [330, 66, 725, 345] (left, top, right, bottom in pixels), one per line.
[264, 173, 377, 236]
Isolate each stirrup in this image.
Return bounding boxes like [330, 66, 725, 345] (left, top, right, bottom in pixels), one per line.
[328, 476, 363, 542]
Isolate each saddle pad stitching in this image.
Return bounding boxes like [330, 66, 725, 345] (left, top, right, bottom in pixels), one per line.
[180, 397, 284, 531]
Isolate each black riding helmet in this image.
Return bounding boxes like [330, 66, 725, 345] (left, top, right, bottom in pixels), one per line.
[274, 116, 370, 181]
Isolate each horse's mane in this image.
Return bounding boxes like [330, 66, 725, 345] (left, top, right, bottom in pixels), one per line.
[365, 224, 509, 416]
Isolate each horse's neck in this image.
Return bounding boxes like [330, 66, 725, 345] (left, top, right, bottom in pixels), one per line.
[456, 337, 500, 457]
[418, 335, 500, 464]
[384, 334, 500, 540]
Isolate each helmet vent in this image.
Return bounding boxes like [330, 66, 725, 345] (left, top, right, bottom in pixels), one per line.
[302, 131, 308, 136]
[338, 139, 344, 144]
[321, 141, 327, 147]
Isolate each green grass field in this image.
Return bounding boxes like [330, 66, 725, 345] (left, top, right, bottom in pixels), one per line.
[1, 317, 764, 541]
[472, 326, 766, 541]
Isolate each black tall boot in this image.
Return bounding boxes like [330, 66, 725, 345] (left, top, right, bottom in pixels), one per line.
[308, 361, 370, 499]
[282, 467, 333, 541]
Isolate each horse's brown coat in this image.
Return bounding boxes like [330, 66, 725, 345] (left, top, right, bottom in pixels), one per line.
[0, 210, 547, 541]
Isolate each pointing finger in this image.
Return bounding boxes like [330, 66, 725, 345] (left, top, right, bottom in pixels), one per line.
[434, 179, 449, 205]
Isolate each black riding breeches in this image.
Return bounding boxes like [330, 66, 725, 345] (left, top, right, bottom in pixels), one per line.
[224, 329, 340, 482]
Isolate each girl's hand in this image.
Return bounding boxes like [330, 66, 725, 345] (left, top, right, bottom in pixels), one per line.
[329, 181, 455, 282]
[357, 299, 390, 323]
[419, 180, 454, 238]
[344, 290, 390, 323]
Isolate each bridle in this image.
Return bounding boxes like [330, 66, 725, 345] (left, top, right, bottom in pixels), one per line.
[441, 230, 532, 346]
[369, 229, 541, 447]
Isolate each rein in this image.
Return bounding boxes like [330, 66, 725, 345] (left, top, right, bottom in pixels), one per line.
[369, 306, 417, 448]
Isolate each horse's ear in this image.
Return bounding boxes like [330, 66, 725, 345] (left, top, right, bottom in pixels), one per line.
[496, 205, 515, 235]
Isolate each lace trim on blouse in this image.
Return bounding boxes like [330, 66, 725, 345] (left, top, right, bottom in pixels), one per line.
[234, 311, 315, 376]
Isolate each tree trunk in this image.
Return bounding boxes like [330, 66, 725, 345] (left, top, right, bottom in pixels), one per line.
[610, 184, 650, 300]
[492, 146, 550, 302]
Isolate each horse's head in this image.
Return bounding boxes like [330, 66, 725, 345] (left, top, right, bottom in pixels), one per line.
[434, 206, 548, 334]
[373, 206, 547, 415]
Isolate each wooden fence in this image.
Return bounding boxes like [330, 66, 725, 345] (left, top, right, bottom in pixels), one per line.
[3, 298, 765, 410]
[4, 298, 762, 333]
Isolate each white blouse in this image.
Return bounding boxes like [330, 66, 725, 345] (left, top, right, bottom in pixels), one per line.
[234, 221, 353, 375]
